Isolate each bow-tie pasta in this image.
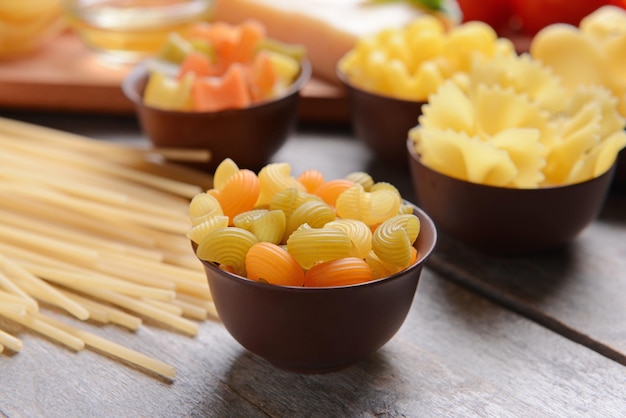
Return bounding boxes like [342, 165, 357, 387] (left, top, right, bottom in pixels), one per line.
[411, 53, 626, 188]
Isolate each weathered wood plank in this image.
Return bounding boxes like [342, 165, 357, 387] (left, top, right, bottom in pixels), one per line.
[1, 112, 624, 417]
[427, 190, 626, 365]
[1, 271, 624, 417]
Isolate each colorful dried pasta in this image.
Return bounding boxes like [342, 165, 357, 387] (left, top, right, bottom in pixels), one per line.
[192, 159, 424, 287]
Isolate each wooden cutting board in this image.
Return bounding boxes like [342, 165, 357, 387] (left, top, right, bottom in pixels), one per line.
[0, 32, 350, 123]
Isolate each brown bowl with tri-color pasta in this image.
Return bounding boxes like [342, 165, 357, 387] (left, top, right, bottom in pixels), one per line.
[187, 158, 437, 372]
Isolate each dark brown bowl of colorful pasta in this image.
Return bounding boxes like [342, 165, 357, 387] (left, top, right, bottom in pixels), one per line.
[188, 158, 437, 373]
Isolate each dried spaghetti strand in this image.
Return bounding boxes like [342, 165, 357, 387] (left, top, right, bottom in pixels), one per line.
[0, 328, 23, 352]
[35, 314, 176, 379]
[1, 311, 85, 351]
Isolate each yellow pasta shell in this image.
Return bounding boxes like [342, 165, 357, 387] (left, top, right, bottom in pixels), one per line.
[362, 189, 402, 225]
[269, 187, 321, 218]
[285, 200, 336, 240]
[233, 209, 286, 244]
[252, 210, 287, 244]
[286, 226, 352, 270]
[256, 162, 305, 206]
[213, 158, 240, 190]
[372, 214, 421, 268]
[365, 250, 402, 280]
[345, 171, 374, 191]
[196, 227, 258, 276]
[187, 215, 229, 244]
[188, 192, 223, 226]
[325, 218, 372, 259]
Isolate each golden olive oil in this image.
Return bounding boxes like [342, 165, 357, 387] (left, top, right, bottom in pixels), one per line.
[65, 0, 214, 63]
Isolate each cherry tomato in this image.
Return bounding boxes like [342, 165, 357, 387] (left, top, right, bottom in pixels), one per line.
[511, 0, 624, 36]
[456, 0, 514, 33]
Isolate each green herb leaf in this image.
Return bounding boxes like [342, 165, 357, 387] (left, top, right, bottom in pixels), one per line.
[366, 0, 444, 11]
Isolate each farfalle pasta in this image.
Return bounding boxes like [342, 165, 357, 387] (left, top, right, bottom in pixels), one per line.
[411, 52, 626, 188]
[191, 159, 423, 287]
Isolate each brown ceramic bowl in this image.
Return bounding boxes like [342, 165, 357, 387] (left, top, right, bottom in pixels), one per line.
[616, 147, 626, 187]
[122, 59, 311, 172]
[336, 67, 425, 165]
[407, 140, 616, 255]
[195, 202, 437, 373]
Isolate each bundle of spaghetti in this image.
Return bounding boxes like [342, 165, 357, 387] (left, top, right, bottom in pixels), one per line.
[0, 117, 217, 379]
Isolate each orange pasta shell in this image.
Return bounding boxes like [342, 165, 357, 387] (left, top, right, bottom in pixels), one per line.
[304, 257, 373, 287]
[214, 169, 260, 222]
[313, 179, 355, 206]
[245, 242, 305, 286]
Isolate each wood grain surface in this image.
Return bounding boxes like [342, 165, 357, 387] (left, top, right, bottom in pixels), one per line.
[0, 113, 625, 417]
[427, 192, 626, 366]
[0, 33, 350, 122]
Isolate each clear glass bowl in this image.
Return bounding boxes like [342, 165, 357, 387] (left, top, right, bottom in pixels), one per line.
[63, 0, 214, 64]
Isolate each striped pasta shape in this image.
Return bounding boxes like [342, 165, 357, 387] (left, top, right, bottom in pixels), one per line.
[286, 225, 352, 270]
[209, 169, 260, 222]
[234, 209, 286, 244]
[196, 227, 258, 276]
[365, 250, 403, 280]
[269, 187, 322, 218]
[297, 169, 326, 193]
[324, 218, 372, 259]
[245, 242, 305, 286]
[370, 181, 400, 194]
[334, 183, 365, 220]
[304, 257, 374, 287]
[187, 214, 229, 244]
[362, 188, 402, 225]
[285, 200, 336, 240]
[313, 179, 355, 206]
[336, 184, 402, 226]
[213, 157, 240, 190]
[188, 192, 223, 226]
[256, 162, 305, 206]
[345, 171, 374, 191]
[372, 214, 421, 268]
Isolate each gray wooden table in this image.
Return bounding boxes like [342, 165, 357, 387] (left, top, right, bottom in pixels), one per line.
[1, 112, 625, 418]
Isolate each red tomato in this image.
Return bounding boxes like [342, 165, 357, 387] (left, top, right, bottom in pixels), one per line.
[456, 0, 514, 33]
[511, 0, 623, 36]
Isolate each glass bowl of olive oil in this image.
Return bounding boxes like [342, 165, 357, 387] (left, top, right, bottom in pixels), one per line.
[64, 0, 214, 63]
